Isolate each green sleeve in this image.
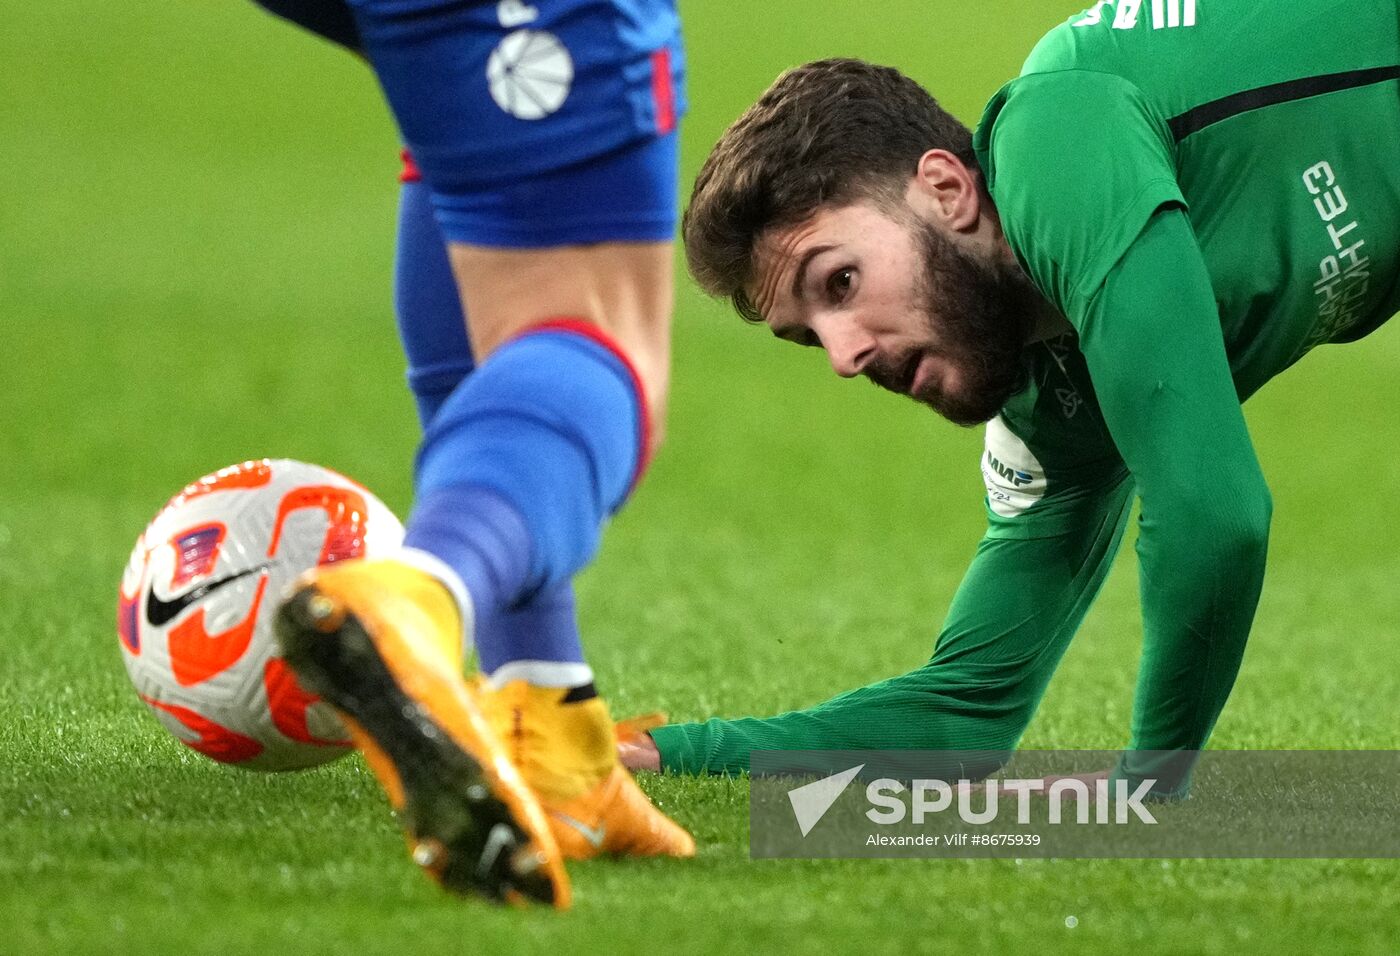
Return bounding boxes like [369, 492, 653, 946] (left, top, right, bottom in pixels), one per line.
[980, 70, 1270, 794]
[1077, 208, 1272, 796]
[651, 470, 1135, 776]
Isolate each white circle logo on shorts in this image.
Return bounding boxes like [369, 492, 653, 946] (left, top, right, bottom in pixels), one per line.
[486, 29, 573, 120]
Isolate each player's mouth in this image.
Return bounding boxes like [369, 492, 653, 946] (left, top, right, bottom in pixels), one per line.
[908, 353, 939, 401]
[866, 350, 943, 404]
[867, 351, 916, 395]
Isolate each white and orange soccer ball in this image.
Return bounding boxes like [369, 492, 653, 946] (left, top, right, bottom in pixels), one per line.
[117, 459, 403, 771]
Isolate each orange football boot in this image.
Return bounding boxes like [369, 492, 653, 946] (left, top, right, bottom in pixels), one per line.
[274, 558, 570, 908]
[480, 681, 695, 860]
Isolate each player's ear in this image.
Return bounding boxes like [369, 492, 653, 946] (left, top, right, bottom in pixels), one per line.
[909, 149, 980, 233]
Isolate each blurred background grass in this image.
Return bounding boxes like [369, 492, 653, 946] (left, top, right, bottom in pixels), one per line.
[2, 1, 1398, 952]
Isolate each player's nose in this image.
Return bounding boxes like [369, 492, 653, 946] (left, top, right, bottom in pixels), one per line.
[817, 319, 875, 379]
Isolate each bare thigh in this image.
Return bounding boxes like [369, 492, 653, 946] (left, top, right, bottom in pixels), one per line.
[449, 241, 675, 441]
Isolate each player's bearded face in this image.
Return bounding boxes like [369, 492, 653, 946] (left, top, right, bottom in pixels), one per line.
[871, 219, 1036, 426]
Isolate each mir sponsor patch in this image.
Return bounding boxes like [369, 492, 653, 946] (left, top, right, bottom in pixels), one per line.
[981, 417, 1047, 518]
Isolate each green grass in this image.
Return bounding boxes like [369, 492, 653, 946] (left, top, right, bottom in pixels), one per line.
[4, 0, 1400, 952]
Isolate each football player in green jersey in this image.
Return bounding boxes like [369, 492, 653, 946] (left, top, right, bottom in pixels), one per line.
[624, 0, 1400, 796]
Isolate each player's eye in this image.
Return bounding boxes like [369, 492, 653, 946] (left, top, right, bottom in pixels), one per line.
[826, 268, 855, 304]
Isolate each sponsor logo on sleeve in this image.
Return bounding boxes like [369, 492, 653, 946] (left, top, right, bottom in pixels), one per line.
[981, 417, 1048, 518]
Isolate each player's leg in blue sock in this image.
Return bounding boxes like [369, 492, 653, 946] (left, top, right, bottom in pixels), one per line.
[403, 320, 648, 688]
[351, 0, 681, 693]
[393, 157, 474, 428]
[393, 157, 591, 683]
[274, 0, 693, 899]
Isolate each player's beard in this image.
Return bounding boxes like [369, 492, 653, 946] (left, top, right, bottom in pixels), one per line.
[866, 221, 1037, 426]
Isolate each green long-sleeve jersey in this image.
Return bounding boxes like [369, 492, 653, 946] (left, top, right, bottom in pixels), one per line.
[654, 0, 1400, 792]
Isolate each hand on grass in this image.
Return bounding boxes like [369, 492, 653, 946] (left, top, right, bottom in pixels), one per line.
[618, 732, 661, 772]
[614, 712, 666, 772]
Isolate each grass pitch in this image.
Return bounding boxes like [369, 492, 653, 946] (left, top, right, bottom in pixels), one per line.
[4, 1, 1399, 952]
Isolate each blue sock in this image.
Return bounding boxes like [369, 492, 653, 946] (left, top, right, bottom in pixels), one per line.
[393, 171, 474, 428]
[403, 324, 646, 681]
[393, 170, 599, 683]
[478, 580, 581, 677]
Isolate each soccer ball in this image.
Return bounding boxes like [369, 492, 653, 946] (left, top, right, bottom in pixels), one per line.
[117, 459, 403, 771]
